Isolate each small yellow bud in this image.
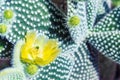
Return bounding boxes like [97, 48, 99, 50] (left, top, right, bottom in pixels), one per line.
[4, 9, 14, 19]
[68, 16, 80, 27]
[26, 64, 38, 75]
[0, 24, 7, 33]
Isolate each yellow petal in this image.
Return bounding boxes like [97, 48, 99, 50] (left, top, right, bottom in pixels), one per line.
[34, 36, 46, 49]
[20, 44, 33, 63]
[30, 47, 40, 60]
[34, 58, 45, 66]
[35, 49, 60, 66]
[42, 39, 59, 60]
[25, 31, 36, 46]
[35, 39, 61, 66]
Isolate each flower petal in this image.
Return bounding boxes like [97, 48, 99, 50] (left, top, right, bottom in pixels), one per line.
[42, 39, 60, 60]
[34, 36, 46, 49]
[25, 31, 36, 46]
[35, 39, 61, 66]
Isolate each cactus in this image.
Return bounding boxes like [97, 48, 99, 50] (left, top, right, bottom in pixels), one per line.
[88, 7, 120, 63]
[0, 0, 120, 80]
[66, 0, 120, 79]
[0, 68, 26, 80]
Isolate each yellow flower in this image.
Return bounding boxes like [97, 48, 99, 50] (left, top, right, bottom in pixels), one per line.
[20, 31, 61, 66]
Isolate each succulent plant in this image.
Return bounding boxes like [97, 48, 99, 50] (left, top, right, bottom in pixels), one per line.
[0, 0, 120, 80]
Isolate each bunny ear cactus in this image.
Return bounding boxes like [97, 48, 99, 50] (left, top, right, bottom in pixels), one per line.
[66, 0, 99, 79]
[86, 0, 98, 29]
[86, 0, 111, 29]
[88, 7, 120, 63]
[67, 0, 88, 44]
[0, 68, 26, 80]
[92, 7, 120, 32]
[11, 31, 74, 80]
[0, 0, 54, 58]
[0, 0, 68, 58]
[67, 0, 120, 80]
[97, 0, 111, 14]
[0, 0, 52, 43]
[0, 0, 80, 80]
[0, 0, 120, 80]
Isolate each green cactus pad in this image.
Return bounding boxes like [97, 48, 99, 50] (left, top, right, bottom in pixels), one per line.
[86, 0, 98, 29]
[0, 0, 72, 47]
[0, 0, 54, 43]
[66, 43, 99, 80]
[92, 7, 120, 32]
[1, 0, 120, 80]
[27, 43, 99, 80]
[0, 68, 26, 80]
[13, 36, 99, 80]
[88, 31, 120, 63]
[67, 0, 88, 44]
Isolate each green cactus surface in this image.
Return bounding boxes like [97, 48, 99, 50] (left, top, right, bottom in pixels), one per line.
[0, 0, 120, 80]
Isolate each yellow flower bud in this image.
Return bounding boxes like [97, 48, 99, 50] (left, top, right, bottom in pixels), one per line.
[68, 15, 80, 27]
[4, 9, 14, 19]
[26, 64, 38, 75]
[0, 24, 7, 33]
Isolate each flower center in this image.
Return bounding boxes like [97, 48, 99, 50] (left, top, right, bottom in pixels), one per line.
[69, 15, 80, 27]
[29, 47, 41, 59]
[30, 47, 39, 54]
[4, 9, 14, 19]
[0, 24, 7, 33]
